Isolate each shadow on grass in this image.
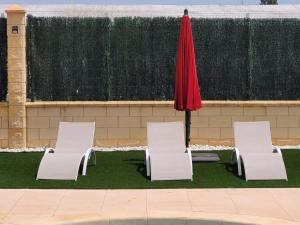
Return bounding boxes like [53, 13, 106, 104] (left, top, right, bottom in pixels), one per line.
[124, 158, 149, 179]
[220, 162, 246, 181]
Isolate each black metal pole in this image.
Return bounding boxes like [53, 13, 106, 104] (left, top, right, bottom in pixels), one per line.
[185, 110, 191, 147]
[183, 9, 191, 148]
[184, 8, 190, 147]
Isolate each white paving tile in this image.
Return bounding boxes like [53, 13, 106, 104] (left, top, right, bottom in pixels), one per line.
[147, 189, 191, 217]
[55, 190, 107, 216]
[55, 203, 102, 216]
[2, 214, 59, 225]
[61, 189, 107, 204]
[227, 188, 292, 220]
[187, 189, 238, 214]
[0, 189, 25, 214]
[9, 204, 57, 216]
[0, 188, 299, 225]
[268, 188, 300, 221]
[101, 190, 147, 217]
[9, 189, 65, 216]
[15, 189, 65, 206]
[0, 213, 6, 223]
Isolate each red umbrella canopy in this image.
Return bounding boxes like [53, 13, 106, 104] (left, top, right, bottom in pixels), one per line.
[174, 14, 202, 111]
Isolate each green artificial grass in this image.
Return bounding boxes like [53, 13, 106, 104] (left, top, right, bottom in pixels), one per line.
[0, 150, 299, 189]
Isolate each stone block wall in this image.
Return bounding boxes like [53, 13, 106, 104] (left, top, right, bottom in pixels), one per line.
[25, 101, 300, 148]
[1, 5, 300, 149]
[6, 5, 26, 148]
[0, 103, 8, 148]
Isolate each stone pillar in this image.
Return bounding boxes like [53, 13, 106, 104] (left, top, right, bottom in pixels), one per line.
[6, 5, 26, 148]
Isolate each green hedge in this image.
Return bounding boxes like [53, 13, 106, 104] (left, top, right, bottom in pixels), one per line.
[0, 18, 7, 101]
[26, 16, 300, 101]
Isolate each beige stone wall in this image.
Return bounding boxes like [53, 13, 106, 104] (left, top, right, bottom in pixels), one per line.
[6, 5, 27, 148]
[2, 5, 300, 149]
[25, 101, 300, 148]
[0, 103, 8, 148]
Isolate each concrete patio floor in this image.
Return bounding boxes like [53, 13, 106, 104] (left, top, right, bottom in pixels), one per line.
[0, 188, 300, 225]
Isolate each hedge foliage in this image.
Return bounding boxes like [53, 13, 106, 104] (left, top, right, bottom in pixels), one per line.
[0, 18, 7, 101]
[26, 16, 300, 101]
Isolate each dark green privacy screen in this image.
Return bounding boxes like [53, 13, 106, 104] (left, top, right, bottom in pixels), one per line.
[249, 19, 300, 100]
[0, 18, 7, 102]
[27, 16, 110, 100]
[109, 17, 179, 100]
[192, 18, 250, 100]
[27, 16, 180, 101]
[26, 16, 300, 101]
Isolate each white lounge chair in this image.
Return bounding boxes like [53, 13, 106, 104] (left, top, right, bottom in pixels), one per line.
[233, 121, 288, 181]
[145, 121, 193, 181]
[36, 122, 96, 180]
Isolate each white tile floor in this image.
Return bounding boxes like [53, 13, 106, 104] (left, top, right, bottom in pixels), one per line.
[0, 189, 300, 225]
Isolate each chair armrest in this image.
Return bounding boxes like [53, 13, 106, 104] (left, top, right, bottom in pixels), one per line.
[145, 148, 150, 177]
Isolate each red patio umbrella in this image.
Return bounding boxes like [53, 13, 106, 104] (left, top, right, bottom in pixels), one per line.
[174, 9, 202, 147]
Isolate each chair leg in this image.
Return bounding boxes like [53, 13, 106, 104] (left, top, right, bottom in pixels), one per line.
[82, 151, 90, 176]
[237, 157, 242, 176]
[232, 149, 242, 177]
[91, 150, 96, 165]
[145, 149, 150, 177]
[146, 157, 150, 177]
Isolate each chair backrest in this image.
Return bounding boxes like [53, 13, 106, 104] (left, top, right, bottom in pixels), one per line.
[55, 122, 95, 154]
[147, 121, 186, 153]
[233, 121, 273, 154]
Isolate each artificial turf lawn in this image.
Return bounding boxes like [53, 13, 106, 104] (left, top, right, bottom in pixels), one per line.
[0, 150, 299, 189]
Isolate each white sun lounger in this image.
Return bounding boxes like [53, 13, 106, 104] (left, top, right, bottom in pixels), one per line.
[233, 121, 287, 181]
[145, 121, 193, 181]
[36, 122, 96, 180]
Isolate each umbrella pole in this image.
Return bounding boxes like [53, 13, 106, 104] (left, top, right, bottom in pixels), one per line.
[185, 110, 191, 147]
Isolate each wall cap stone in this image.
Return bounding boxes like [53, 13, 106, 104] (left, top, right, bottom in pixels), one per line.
[25, 100, 300, 107]
[5, 5, 25, 14]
